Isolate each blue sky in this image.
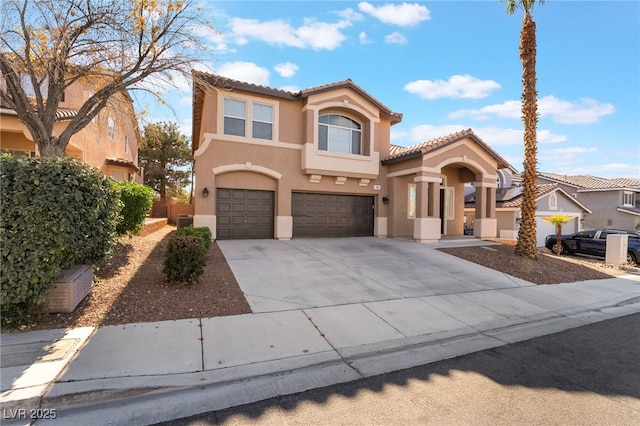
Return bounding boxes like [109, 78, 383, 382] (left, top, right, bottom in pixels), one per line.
[145, 1, 640, 178]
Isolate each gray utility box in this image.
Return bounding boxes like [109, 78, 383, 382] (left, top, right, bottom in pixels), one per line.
[605, 234, 628, 267]
[45, 265, 93, 313]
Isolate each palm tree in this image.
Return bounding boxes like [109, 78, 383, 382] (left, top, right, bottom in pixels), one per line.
[543, 214, 572, 255]
[504, 0, 545, 259]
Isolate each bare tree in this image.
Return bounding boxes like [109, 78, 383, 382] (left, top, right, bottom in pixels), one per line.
[0, 0, 210, 156]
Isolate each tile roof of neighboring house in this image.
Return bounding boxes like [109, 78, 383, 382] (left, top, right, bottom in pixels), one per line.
[537, 172, 640, 190]
[465, 183, 591, 212]
[192, 71, 403, 150]
[1, 105, 78, 121]
[106, 157, 139, 172]
[382, 128, 516, 172]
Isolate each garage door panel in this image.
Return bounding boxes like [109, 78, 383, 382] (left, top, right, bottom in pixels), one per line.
[292, 192, 374, 238]
[217, 189, 274, 240]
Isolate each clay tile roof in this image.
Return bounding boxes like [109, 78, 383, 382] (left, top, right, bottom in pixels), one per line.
[299, 78, 402, 123]
[1, 105, 78, 121]
[106, 157, 139, 172]
[55, 108, 78, 121]
[383, 128, 515, 171]
[193, 71, 298, 100]
[538, 172, 640, 189]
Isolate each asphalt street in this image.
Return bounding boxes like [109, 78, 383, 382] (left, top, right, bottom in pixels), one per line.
[158, 313, 640, 426]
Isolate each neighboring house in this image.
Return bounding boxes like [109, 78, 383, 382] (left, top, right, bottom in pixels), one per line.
[536, 173, 640, 231]
[191, 72, 516, 242]
[0, 76, 142, 182]
[465, 183, 592, 247]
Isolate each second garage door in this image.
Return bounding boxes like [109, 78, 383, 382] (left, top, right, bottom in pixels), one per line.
[217, 188, 274, 240]
[292, 192, 374, 237]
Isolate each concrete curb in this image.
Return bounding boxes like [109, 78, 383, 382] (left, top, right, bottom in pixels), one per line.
[34, 299, 640, 426]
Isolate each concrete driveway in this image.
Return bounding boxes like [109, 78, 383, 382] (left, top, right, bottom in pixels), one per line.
[218, 237, 532, 312]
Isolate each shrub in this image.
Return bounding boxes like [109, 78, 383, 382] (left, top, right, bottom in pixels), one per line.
[114, 181, 154, 235]
[163, 235, 206, 284]
[0, 155, 120, 328]
[175, 226, 212, 250]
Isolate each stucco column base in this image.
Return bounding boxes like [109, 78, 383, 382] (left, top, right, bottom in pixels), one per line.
[374, 217, 387, 238]
[474, 218, 497, 239]
[193, 215, 216, 240]
[276, 216, 293, 240]
[413, 217, 441, 243]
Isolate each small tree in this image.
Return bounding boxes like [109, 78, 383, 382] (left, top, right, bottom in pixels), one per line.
[139, 122, 192, 199]
[543, 214, 572, 255]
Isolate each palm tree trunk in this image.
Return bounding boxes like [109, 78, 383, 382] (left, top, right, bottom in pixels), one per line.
[515, 10, 539, 259]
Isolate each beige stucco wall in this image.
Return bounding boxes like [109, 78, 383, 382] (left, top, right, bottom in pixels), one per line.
[194, 85, 393, 239]
[1, 78, 140, 182]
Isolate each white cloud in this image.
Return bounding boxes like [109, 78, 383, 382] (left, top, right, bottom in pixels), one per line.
[229, 17, 351, 50]
[189, 24, 231, 52]
[450, 96, 616, 124]
[359, 31, 371, 44]
[544, 146, 598, 155]
[538, 95, 616, 124]
[358, 2, 431, 26]
[274, 62, 299, 78]
[338, 8, 364, 21]
[404, 75, 501, 100]
[449, 100, 521, 120]
[279, 85, 301, 93]
[216, 62, 270, 86]
[385, 32, 407, 45]
[558, 163, 640, 178]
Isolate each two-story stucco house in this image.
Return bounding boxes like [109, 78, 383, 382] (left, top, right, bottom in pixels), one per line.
[537, 173, 640, 231]
[192, 72, 515, 242]
[1, 76, 142, 182]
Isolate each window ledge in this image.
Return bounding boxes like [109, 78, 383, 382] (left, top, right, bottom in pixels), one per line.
[302, 143, 379, 179]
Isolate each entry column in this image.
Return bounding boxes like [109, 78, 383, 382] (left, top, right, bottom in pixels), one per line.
[473, 180, 497, 239]
[413, 174, 442, 243]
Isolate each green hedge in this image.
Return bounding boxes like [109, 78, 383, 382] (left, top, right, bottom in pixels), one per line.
[0, 155, 120, 328]
[163, 235, 206, 284]
[175, 226, 212, 250]
[114, 181, 154, 235]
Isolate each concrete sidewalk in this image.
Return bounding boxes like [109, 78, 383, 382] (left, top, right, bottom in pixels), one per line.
[2, 274, 639, 425]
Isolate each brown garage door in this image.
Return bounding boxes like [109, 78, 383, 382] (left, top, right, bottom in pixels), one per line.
[292, 192, 374, 237]
[216, 189, 274, 240]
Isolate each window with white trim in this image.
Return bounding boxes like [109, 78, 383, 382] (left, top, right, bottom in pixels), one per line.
[318, 114, 362, 155]
[223, 98, 246, 137]
[623, 191, 635, 207]
[549, 192, 558, 210]
[252, 103, 273, 140]
[107, 116, 115, 140]
[408, 183, 416, 219]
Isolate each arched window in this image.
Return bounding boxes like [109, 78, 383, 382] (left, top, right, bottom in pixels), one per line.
[549, 192, 558, 210]
[318, 114, 361, 155]
[107, 116, 115, 140]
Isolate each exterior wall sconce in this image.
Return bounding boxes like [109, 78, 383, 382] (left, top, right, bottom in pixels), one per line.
[382, 196, 389, 204]
[516, 217, 521, 224]
[202, 187, 209, 198]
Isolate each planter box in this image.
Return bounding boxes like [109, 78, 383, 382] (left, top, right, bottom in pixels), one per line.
[45, 265, 93, 313]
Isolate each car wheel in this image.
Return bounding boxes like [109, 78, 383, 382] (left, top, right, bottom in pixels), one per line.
[627, 252, 638, 266]
[551, 243, 567, 255]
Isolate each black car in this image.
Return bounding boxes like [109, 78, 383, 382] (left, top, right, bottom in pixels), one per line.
[545, 228, 640, 265]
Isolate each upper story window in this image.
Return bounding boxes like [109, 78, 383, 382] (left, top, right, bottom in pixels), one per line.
[549, 192, 558, 210]
[223, 98, 274, 140]
[252, 103, 273, 140]
[224, 98, 246, 137]
[107, 116, 115, 140]
[622, 191, 635, 207]
[318, 114, 361, 155]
